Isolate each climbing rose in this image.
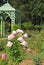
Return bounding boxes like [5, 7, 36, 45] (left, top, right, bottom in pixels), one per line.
[6, 41, 13, 47]
[17, 37, 24, 42]
[20, 41, 28, 47]
[16, 29, 24, 33]
[23, 33, 28, 38]
[8, 34, 14, 40]
[1, 53, 6, 59]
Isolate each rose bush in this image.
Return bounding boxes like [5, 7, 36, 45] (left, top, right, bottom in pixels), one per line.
[5, 29, 28, 65]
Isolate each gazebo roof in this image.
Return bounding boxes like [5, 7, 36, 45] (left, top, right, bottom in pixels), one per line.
[0, 2, 15, 11]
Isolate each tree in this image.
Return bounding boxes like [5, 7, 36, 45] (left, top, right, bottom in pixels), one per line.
[1, 0, 44, 25]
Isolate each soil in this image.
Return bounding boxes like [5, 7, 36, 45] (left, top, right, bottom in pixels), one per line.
[19, 59, 33, 65]
[41, 60, 44, 65]
[19, 59, 44, 65]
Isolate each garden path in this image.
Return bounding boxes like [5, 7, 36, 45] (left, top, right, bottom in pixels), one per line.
[0, 38, 7, 41]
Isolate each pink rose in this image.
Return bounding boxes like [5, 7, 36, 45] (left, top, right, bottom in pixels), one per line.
[20, 41, 28, 47]
[23, 33, 28, 38]
[8, 34, 14, 40]
[17, 37, 24, 42]
[1, 53, 6, 59]
[6, 41, 13, 47]
[16, 29, 24, 34]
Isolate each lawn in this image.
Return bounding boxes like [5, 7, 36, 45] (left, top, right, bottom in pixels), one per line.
[0, 30, 44, 65]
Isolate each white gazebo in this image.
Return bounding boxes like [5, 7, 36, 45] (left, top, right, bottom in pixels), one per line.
[0, 2, 21, 37]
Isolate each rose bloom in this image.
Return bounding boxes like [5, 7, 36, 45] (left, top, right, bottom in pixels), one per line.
[20, 41, 28, 47]
[6, 41, 13, 47]
[8, 34, 14, 40]
[23, 33, 28, 38]
[1, 53, 6, 59]
[12, 31, 17, 36]
[16, 29, 24, 34]
[17, 37, 24, 42]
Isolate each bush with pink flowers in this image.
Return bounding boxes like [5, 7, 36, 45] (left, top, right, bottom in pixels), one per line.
[5, 29, 28, 65]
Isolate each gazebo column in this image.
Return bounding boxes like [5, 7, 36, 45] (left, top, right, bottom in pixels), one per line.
[2, 21, 5, 37]
[10, 11, 15, 31]
[11, 21, 14, 31]
[11, 17, 15, 31]
[1, 16, 2, 37]
[1, 16, 4, 37]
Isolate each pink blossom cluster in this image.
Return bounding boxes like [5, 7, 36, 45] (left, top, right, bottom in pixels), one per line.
[1, 29, 32, 60]
[1, 53, 6, 59]
[6, 29, 28, 47]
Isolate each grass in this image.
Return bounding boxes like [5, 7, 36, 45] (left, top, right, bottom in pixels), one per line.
[24, 30, 44, 59]
[0, 39, 7, 54]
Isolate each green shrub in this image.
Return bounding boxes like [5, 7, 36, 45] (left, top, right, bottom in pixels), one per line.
[27, 32, 32, 38]
[0, 39, 7, 51]
[0, 58, 8, 65]
[6, 38, 24, 65]
[13, 24, 19, 31]
[34, 25, 41, 32]
[0, 25, 1, 31]
[6, 29, 28, 64]
[33, 57, 41, 65]
[41, 24, 44, 30]
[0, 24, 1, 38]
[22, 22, 33, 30]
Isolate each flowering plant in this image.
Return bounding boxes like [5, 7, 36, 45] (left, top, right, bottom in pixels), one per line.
[6, 29, 28, 64]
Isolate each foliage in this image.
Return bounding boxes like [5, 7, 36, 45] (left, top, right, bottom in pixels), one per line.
[6, 39, 24, 64]
[41, 24, 44, 30]
[5, 29, 28, 64]
[22, 22, 33, 30]
[0, 39, 7, 51]
[33, 56, 41, 65]
[27, 32, 32, 38]
[0, 0, 44, 26]
[0, 24, 1, 31]
[0, 30, 44, 65]
[34, 25, 41, 32]
[0, 59, 8, 65]
[13, 24, 19, 31]
[9, 0, 44, 25]
[0, 24, 1, 37]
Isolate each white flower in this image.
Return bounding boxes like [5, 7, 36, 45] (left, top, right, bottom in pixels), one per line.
[23, 33, 28, 38]
[6, 41, 13, 47]
[17, 37, 24, 42]
[20, 41, 28, 47]
[16, 29, 24, 34]
[12, 31, 17, 36]
[8, 34, 14, 40]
